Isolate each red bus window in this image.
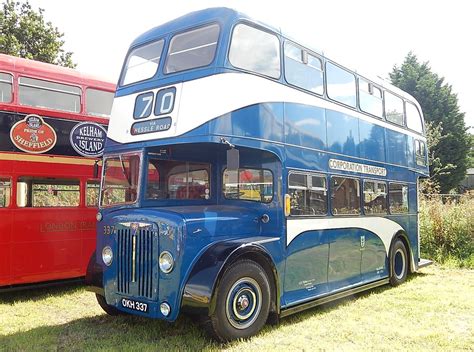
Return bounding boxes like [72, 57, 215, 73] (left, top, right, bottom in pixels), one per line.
[18, 77, 81, 113]
[17, 178, 80, 208]
[86, 88, 114, 117]
[0, 73, 13, 103]
[0, 178, 11, 207]
[86, 181, 100, 207]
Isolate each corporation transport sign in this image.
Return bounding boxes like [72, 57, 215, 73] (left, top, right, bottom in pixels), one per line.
[70, 122, 107, 157]
[329, 158, 387, 176]
[10, 114, 57, 154]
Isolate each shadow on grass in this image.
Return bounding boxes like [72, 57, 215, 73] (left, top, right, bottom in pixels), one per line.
[0, 272, 429, 350]
[0, 313, 219, 351]
[0, 281, 84, 304]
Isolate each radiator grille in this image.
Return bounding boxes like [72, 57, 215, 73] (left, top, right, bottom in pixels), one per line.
[117, 226, 156, 299]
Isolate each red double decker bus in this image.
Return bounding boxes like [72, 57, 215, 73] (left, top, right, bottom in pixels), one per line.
[0, 54, 115, 290]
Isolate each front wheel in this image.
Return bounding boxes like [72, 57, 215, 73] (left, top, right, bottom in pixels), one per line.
[208, 260, 271, 342]
[389, 239, 408, 286]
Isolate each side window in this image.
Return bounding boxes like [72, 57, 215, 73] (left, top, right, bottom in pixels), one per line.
[17, 178, 80, 207]
[0, 178, 11, 207]
[389, 183, 409, 213]
[0, 73, 13, 103]
[406, 102, 423, 133]
[385, 91, 404, 126]
[86, 88, 114, 117]
[165, 24, 220, 74]
[288, 172, 327, 216]
[363, 180, 387, 214]
[284, 42, 324, 95]
[121, 40, 164, 86]
[86, 181, 100, 207]
[331, 177, 360, 215]
[229, 23, 280, 79]
[415, 139, 427, 166]
[18, 77, 81, 113]
[326, 62, 356, 107]
[359, 78, 383, 118]
[223, 168, 273, 203]
[168, 167, 210, 200]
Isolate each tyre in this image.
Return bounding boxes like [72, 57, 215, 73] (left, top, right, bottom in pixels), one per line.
[389, 239, 408, 286]
[96, 293, 124, 316]
[208, 260, 271, 342]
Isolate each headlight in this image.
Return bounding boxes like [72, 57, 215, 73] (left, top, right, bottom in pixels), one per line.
[159, 251, 174, 273]
[96, 212, 103, 221]
[160, 302, 171, 317]
[102, 246, 113, 266]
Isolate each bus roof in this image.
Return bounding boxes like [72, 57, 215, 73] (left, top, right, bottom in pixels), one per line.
[128, 7, 420, 108]
[0, 54, 115, 91]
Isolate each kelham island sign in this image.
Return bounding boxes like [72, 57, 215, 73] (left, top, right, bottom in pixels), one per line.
[10, 114, 57, 154]
[70, 122, 107, 157]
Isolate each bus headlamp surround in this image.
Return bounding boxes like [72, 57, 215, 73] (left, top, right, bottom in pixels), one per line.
[159, 251, 174, 273]
[102, 246, 113, 266]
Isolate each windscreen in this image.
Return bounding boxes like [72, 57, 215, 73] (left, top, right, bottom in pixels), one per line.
[101, 154, 140, 206]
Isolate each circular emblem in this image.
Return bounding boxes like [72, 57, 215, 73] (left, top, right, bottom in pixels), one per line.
[10, 114, 57, 154]
[69, 122, 107, 157]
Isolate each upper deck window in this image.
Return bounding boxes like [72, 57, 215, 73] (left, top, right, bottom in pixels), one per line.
[229, 24, 280, 79]
[165, 24, 220, 74]
[284, 42, 323, 95]
[86, 88, 114, 117]
[385, 91, 404, 126]
[406, 102, 423, 133]
[0, 73, 13, 103]
[18, 77, 81, 113]
[326, 62, 356, 107]
[121, 40, 164, 86]
[359, 78, 383, 118]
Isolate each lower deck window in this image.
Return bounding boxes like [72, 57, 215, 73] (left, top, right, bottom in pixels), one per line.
[363, 180, 387, 214]
[146, 159, 210, 200]
[17, 177, 80, 207]
[86, 181, 100, 207]
[331, 177, 360, 215]
[223, 168, 273, 203]
[0, 178, 11, 207]
[389, 183, 409, 213]
[288, 172, 327, 215]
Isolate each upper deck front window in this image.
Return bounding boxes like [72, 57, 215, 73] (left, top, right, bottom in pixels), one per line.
[121, 40, 164, 86]
[164, 24, 220, 74]
[229, 23, 280, 79]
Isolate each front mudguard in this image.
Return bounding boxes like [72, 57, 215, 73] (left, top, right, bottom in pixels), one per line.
[180, 237, 280, 317]
[85, 250, 104, 295]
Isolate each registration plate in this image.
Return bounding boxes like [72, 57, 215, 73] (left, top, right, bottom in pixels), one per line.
[121, 298, 148, 313]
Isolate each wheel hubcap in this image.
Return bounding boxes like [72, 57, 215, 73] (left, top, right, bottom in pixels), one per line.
[226, 277, 262, 329]
[394, 248, 406, 280]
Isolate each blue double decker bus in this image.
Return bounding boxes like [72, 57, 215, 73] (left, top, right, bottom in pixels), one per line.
[87, 8, 431, 341]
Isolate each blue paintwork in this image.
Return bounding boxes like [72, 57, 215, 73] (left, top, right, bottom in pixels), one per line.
[90, 7, 429, 322]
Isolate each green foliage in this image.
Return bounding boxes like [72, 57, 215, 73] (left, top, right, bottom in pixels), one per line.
[0, 0, 75, 68]
[467, 133, 474, 169]
[390, 53, 470, 193]
[419, 196, 474, 268]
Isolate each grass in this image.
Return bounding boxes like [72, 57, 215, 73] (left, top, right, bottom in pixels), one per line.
[1, 265, 473, 351]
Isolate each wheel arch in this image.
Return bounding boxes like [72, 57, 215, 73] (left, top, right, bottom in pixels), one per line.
[180, 240, 280, 319]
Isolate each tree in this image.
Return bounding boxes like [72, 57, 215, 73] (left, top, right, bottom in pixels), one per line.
[390, 52, 470, 193]
[0, 0, 75, 68]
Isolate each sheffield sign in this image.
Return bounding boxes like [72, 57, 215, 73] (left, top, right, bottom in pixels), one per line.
[10, 114, 57, 154]
[329, 158, 387, 177]
[70, 122, 107, 157]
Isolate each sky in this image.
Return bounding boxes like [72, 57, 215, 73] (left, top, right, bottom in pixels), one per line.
[27, 0, 474, 131]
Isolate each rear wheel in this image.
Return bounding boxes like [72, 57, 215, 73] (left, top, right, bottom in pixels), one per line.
[96, 293, 124, 316]
[208, 260, 271, 342]
[390, 239, 408, 286]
